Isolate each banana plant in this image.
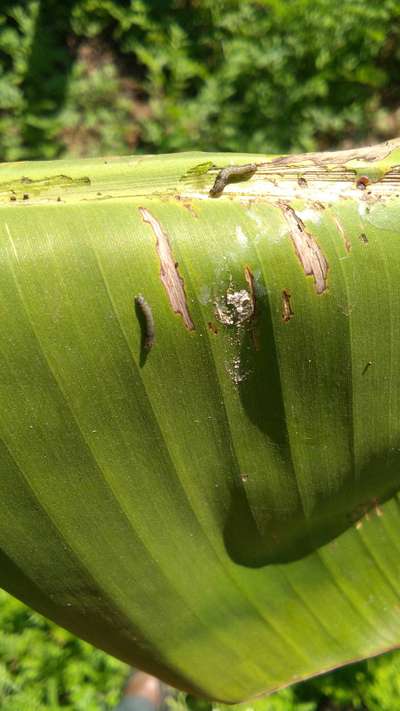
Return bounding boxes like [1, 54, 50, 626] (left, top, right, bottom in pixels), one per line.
[1, 139, 400, 702]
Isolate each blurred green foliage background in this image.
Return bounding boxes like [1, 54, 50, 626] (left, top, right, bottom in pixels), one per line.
[1, 0, 400, 162]
[2, 587, 400, 711]
[2, 0, 400, 708]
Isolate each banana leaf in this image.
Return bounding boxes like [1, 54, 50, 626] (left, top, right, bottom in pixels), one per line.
[1, 140, 400, 701]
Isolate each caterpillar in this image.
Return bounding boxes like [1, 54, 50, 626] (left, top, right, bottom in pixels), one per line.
[135, 294, 155, 351]
[209, 163, 257, 197]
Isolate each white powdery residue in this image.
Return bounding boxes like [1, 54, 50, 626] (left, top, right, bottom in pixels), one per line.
[198, 284, 211, 305]
[253, 269, 267, 297]
[227, 355, 250, 385]
[215, 289, 254, 326]
[246, 209, 263, 227]
[294, 208, 322, 224]
[358, 201, 368, 218]
[181, 190, 208, 200]
[235, 225, 249, 247]
[330, 183, 348, 198]
[268, 223, 291, 244]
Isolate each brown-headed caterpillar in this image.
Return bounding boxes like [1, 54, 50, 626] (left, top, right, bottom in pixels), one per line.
[135, 294, 155, 351]
[209, 163, 257, 197]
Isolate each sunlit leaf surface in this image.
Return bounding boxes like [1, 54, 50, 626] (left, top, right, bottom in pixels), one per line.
[1, 142, 400, 701]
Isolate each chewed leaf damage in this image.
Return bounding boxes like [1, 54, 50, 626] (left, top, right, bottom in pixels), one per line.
[282, 290, 294, 322]
[279, 202, 328, 294]
[139, 207, 195, 331]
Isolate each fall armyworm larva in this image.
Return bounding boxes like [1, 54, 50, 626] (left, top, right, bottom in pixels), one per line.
[135, 294, 155, 351]
[209, 163, 257, 197]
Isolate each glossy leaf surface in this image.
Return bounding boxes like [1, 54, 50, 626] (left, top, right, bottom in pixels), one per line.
[1, 142, 400, 701]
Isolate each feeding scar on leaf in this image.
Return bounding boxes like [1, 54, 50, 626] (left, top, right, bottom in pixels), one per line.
[139, 207, 195, 330]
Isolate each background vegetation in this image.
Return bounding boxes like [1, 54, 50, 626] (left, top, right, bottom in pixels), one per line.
[2, 587, 400, 711]
[1, 0, 400, 162]
[1, 0, 400, 708]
